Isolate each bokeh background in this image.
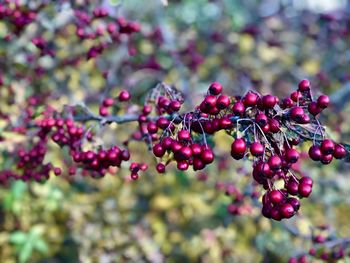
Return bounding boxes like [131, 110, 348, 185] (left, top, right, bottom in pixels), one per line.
[1, 0, 350, 262]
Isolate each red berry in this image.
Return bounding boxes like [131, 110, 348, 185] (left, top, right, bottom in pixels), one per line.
[178, 130, 191, 141]
[118, 90, 130, 102]
[53, 167, 61, 176]
[320, 139, 335, 155]
[268, 118, 280, 133]
[232, 101, 245, 115]
[290, 106, 304, 122]
[99, 106, 109, 116]
[169, 100, 181, 111]
[201, 148, 214, 164]
[299, 176, 313, 186]
[250, 142, 264, 157]
[287, 197, 300, 211]
[147, 122, 158, 134]
[279, 203, 295, 218]
[156, 117, 170, 129]
[262, 95, 277, 108]
[102, 97, 114, 107]
[290, 91, 302, 102]
[333, 144, 347, 159]
[255, 112, 268, 126]
[268, 155, 282, 171]
[156, 163, 166, 173]
[203, 95, 217, 108]
[231, 138, 247, 156]
[298, 79, 310, 91]
[268, 190, 284, 204]
[243, 92, 259, 106]
[153, 144, 165, 157]
[179, 146, 193, 160]
[208, 82, 222, 95]
[298, 183, 312, 197]
[308, 145, 322, 161]
[192, 143, 202, 156]
[321, 153, 333, 164]
[193, 158, 205, 170]
[161, 137, 173, 150]
[282, 98, 294, 108]
[177, 160, 189, 170]
[285, 148, 299, 163]
[317, 95, 329, 109]
[216, 95, 230, 109]
[308, 101, 321, 116]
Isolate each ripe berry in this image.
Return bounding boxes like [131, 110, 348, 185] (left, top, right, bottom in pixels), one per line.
[102, 97, 114, 107]
[201, 148, 214, 164]
[321, 153, 333, 164]
[308, 145, 322, 161]
[156, 117, 170, 129]
[216, 95, 230, 109]
[290, 91, 302, 102]
[317, 95, 329, 109]
[118, 90, 130, 101]
[243, 92, 259, 106]
[298, 183, 312, 197]
[299, 176, 313, 186]
[282, 98, 294, 108]
[290, 106, 304, 122]
[147, 122, 158, 134]
[333, 144, 347, 159]
[279, 203, 295, 218]
[298, 79, 310, 91]
[192, 144, 202, 156]
[268, 155, 282, 171]
[99, 106, 109, 116]
[287, 197, 300, 211]
[262, 95, 277, 108]
[231, 138, 246, 157]
[156, 163, 166, 173]
[232, 101, 245, 115]
[320, 139, 335, 155]
[250, 142, 264, 157]
[153, 144, 165, 157]
[178, 130, 191, 141]
[268, 190, 284, 204]
[308, 101, 321, 116]
[179, 146, 192, 160]
[285, 148, 299, 163]
[193, 158, 205, 170]
[255, 112, 268, 126]
[208, 82, 222, 95]
[203, 95, 217, 108]
[53, 167, 62, 176]
[286, 180, 299, 195]
[268, 118, 280, 133]
[169, 100, 181, 111]
[177, 160, 189, 170]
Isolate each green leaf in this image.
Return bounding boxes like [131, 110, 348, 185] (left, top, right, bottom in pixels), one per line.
[34, 239, 48, 254]
[10, 232, 27, 244]
[19, 242, 33, 263]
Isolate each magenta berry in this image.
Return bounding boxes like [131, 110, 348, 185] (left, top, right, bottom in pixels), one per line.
[317, 94, 329, 109]
[118, 90, 131, 102]
[208, 82, 222, 95]
[298, 79, 310, 91]
[250, 142, 264, 157]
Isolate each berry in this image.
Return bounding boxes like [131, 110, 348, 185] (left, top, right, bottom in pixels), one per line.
[208, 82, 222, 95]
[262, 95, 277, 108]
[317, 94, 329, 109]
[232, 101, 245, 115]
[118, 90, 130, 101]
[216, 95, 230, 109]
[287, 197, 300, 211]
[53, 167, 62, 176]
[243, 92, 259, 106]
[308, 145, 322, 161]
[201, 148, 214, 164]
[231, 138, 246, 159]
[268, 155, 282, 171]
[268, 190, 284, 204]
[320, 139, 335, 155]
[250, 142, 264, 157]
[308, 101, 321, 115]
[177, 160, 189, 170]
[153, 144, 165, 157]
[279, 203, 295, 218]
[298, 183, 312, 198]
[102, 97, 114, 107]
[178, 130, 191, 141]
[298, 79, 310, 91]
[290, 106, 304, 122]
[255, 113, 268, 126]
[285, 148, 299, 163]
[333, 144, 347, 159]
[156, 163, 166, 173]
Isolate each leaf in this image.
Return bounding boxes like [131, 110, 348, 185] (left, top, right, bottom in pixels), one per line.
[10, 232, 27, 244]
[19, 242, 33, 263]
[34, 239, 48, 254]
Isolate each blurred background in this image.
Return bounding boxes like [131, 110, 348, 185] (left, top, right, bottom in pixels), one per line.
[1, 0, 350, 262]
